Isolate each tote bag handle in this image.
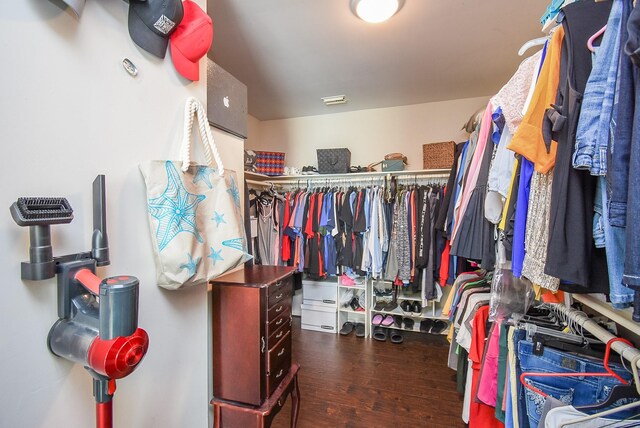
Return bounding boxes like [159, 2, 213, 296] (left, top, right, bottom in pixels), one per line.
[180, 97, 225, 175]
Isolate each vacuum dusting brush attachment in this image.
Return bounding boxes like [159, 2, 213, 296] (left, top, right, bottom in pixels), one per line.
[10, 197, 73, 280]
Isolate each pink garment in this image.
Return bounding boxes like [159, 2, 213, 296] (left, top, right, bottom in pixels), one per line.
[451, 103, 494, 242]
[476, 321, 502, 407]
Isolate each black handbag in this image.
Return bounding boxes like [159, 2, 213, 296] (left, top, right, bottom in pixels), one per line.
[317, 148, 351, 174]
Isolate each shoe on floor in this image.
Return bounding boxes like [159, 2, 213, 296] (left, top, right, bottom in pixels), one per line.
[339, 322, 355, 336]
[389, 330, 404, 344]
[373, 326, 387, 341]
[355, 323, 366, 338]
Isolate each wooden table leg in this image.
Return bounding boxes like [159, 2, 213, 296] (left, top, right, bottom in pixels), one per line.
[290, 373, 300, 428]
[214, 403, 221, 428]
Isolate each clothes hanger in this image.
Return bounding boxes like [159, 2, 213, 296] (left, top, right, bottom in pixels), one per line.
[520, 338, 634, 399]
[559, 399, 640, 427]
[598, 413, 640, 428]
[576, 384, 639, 412]
[587, 25, 607, 53]
[518, 36, 550, 56]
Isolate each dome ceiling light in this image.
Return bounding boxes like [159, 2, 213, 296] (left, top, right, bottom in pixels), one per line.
[350, 0, 405, 24]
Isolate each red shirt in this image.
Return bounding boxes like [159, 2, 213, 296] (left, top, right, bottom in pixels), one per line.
[469, 305, 504, 428]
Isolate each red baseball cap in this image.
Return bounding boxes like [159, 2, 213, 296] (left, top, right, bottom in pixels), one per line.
[170, 0, 213, 81]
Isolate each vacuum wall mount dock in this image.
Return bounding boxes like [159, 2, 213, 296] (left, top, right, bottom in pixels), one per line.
[11, 176, 149, 428]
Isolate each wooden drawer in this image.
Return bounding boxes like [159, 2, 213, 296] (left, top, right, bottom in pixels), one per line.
[267, 330, 291, 371]
[210, 266, 296, 408]
[268, 298, 291, 322]
[268, 320, 290, 348]
[268, 277, 292, 302]
[266, 310, 290, 339]
[266, 359, 289, 397]
[268, 282, 292, 308]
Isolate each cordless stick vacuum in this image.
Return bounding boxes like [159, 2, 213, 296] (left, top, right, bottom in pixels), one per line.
[10, 176, 149, 428]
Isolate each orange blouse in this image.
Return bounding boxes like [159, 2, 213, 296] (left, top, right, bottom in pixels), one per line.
[507, 26, 565, 174]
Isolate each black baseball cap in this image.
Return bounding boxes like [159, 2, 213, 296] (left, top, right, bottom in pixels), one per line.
[129, 0, 184, 58]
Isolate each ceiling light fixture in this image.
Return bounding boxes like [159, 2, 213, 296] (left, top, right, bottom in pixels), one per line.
[321, 95, 348, 106]
[350, 0, 404, 24]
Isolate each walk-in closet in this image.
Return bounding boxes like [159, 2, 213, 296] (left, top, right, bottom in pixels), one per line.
[3, 1, 640, 428]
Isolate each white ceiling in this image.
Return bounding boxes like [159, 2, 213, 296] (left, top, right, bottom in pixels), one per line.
[207, 0, 550, 121]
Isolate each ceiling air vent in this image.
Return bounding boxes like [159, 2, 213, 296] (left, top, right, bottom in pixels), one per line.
[321, 95, 348, 106]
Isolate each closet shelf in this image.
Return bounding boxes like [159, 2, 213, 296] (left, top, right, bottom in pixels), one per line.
[379, 324, 449, 335]
[245, 168, 451, 182]
[572, 294, 640, 337]
[338, 284, 366, 291]
[371, 306, 448, 320]
[397, 292, 424, 302]
[339, 308, 366, 315]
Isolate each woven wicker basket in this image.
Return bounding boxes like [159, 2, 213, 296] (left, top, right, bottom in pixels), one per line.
[423, 141, 455, 169]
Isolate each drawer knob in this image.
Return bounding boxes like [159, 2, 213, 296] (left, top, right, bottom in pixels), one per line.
[277, 347, 285, 357]
[275, 281, 282, 288]
[261, 336, 266, 353]
[275, 305, 283, 313]
[276, 369, 284, 379]
[276, 318, 283, 326]
[275, 293, 283, 300]
[276, 331, 283, 339]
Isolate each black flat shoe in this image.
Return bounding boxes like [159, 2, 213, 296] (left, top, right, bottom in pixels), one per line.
[373, 300, 387, 311]
[384, 300, 399, 311]
[373, 326, 387, 341]
[389, 330, 404, 344]
[355, 323, 366, 338]
[400, 300, 412, 314]
[393, 315, 403, 327]
[403, 318, 415, 330]
[420, 319, 433, 333]
[340, 322, 355, 336]
[411, 301, 422, 315]
[430, 320, 448, 334]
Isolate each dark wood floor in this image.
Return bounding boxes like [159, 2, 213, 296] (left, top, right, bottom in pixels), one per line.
[272, 317, 465, 428]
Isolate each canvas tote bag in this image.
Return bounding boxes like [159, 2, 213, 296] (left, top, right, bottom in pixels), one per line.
[140, 97, 251, 290]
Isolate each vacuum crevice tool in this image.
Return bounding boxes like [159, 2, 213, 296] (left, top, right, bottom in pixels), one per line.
[91, 175, 109, 267]
[10, 197, 74, 280]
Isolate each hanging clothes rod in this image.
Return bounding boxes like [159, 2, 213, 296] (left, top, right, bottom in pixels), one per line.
[548, 303, 640, 371]
[246, 168, 451, 181]
[245, 179, 281, 188]
[397, 174, 449, 182]
[246, 170, 450, 186]
[273, 176, 387, 188]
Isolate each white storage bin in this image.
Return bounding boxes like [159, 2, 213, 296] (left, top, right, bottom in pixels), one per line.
[302, 280, 337, 308]
[301, 303, 337, 334]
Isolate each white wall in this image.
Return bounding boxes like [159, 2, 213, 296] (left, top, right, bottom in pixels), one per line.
[0, 2, 243, 427]
[246, 114, 262, 150]
[248, 96, 489, 170]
